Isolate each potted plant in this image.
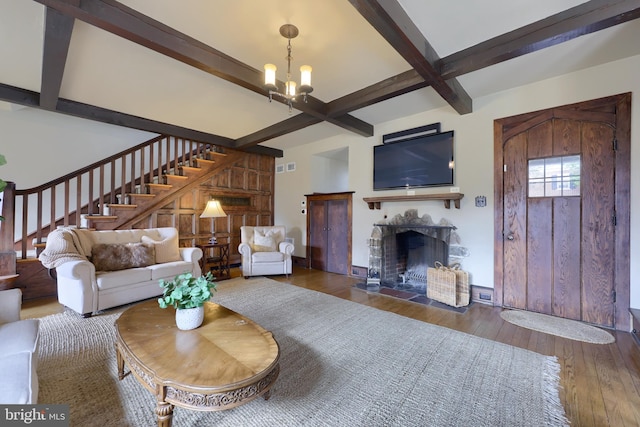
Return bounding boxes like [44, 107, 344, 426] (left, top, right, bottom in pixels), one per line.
[158, 271, 217, 330]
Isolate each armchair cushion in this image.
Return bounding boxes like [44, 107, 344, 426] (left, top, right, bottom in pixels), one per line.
[252, 228, 280, 252]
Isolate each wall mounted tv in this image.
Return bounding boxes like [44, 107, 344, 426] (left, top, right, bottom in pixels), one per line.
[373, 125, 454, 190]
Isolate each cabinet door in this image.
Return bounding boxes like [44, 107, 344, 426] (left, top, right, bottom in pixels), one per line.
[326, 199, 349, 274]
[309, 199, 327, 271]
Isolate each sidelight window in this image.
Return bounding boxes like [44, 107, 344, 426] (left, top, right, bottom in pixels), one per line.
[528, 155, 581, 197]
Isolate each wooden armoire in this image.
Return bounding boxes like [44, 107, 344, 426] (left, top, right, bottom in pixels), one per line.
[306, 192, 352, 275]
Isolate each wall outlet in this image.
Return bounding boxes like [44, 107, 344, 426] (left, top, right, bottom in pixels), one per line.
[479, 292, 492, 301]
[407, 190, 416, 196]
[450, 187, 460, 193]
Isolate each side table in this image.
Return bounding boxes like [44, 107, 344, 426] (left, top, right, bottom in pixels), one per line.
[197, 243, 230, 280]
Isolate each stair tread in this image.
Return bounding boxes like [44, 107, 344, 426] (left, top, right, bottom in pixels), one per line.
[179, 166, 201, 172]
[83, 215, 118, 221]
[165, 174, 189, 179]
[196, 158, 216, 164]
[128, 193, 155, 198]
[208, 151, 228, 157]
[105, 204, 138, 209]
[147, 183, 172, 188]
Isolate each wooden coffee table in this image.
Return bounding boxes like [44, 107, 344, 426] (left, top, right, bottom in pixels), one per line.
[115, 300, 280, 426]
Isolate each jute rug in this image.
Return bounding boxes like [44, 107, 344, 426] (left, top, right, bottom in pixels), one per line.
[500, 309, 615, 344]
[38, 277, 569, 426]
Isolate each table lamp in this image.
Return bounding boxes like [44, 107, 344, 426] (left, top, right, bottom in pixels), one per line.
[200, 199, 227, 243]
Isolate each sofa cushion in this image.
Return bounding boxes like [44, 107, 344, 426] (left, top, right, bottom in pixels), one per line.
[252, 251, 285, 263]
[0, 352, 37, 404]
[92, 243, 155, 271]
[252, 229, 280, 252]
[146, 261, 195, 281]
[0, 319, 39, 356]
[141, 235, 181, 263]
[96, 268, 152, 290]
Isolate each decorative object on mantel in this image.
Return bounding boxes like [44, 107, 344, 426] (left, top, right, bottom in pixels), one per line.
[200, 199, 227, 244]
[363, 192, 464, 209]
[264, 24, 313, 113]
[158, 272, 217, 330]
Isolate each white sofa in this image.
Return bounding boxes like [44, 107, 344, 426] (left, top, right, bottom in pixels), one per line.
[39, 227, 202, 317]
[238, 226, 294, 278]
[0, 289, 39, 404]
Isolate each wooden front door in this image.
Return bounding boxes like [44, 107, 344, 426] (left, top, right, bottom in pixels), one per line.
[494, 94, 631, 330]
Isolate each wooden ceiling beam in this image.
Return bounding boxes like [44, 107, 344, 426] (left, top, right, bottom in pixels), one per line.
[40, 6, 75, 110]
[348, 0, 472, 115]
[326, 69, 427, 117]
[439, 0, 640, 79]
[235, 114, 323, 148]
[33, 0, 373, 137]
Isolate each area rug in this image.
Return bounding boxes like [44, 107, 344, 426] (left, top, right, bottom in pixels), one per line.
[500, 309, 615, 344]
[37, 277, 568, 426]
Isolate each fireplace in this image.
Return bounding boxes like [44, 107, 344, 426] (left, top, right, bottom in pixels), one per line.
[367, 209, 456, 294]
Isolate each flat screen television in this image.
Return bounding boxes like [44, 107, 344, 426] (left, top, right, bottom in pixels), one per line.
[373, 130, 454, 190]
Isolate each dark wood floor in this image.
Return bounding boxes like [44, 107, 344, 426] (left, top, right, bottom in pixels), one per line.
[22, 266, 640, 427]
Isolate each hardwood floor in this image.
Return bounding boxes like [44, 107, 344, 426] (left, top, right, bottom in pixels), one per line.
[21, 266, 640, 426]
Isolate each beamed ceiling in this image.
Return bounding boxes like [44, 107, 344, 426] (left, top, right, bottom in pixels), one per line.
[1, 0, 640, 157]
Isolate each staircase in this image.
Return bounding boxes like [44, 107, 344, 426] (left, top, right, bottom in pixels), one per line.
[0, 135, 244, 299]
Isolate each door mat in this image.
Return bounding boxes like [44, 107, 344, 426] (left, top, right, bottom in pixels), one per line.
[500, 309, 615, 344]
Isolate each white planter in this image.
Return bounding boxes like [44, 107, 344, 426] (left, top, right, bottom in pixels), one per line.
[175, 306, 204, 330]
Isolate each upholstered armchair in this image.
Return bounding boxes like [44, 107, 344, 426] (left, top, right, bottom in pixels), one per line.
[238, 226, 294, 278]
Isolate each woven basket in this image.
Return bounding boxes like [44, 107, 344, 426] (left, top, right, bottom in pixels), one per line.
[427, 262, 470, 307]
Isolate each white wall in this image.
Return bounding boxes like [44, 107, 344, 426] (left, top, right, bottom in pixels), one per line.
[275, 54, 640, 309]
[0, 105, 155, 188]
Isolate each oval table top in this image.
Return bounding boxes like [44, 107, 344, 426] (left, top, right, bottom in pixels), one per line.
[115, 299, 280, 393]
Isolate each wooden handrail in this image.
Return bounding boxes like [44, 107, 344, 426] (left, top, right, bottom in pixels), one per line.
[9, 134, 220, 258]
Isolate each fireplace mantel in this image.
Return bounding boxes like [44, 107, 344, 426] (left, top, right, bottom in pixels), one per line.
[363, 193, 464, 210]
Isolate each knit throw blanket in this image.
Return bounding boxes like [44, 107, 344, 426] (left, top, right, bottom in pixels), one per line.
[39, 228, 94, 268]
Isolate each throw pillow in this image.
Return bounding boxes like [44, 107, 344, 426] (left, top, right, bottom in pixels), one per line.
[141, 235, 181, 263]
[252, 229, 278, 252]
[91, 243, 155, 272]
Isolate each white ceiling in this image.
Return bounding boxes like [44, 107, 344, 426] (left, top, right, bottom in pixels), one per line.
[1, 0, 639, 152]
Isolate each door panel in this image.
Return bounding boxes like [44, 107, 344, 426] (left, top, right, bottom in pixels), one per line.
[526, 198, 552, 314]
[309, 200, 327, 271]
[326, 199, 348, 275]
[503, 134, 528, 309]
[552, 197, 581, 320]
[580, 123, 615, 327]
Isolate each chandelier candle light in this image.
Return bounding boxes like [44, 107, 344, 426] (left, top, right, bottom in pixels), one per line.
[264, 24, 313, 112]
[200, 199, 227, 244]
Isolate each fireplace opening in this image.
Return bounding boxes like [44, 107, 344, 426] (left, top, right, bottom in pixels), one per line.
[375, 224, 454, 294]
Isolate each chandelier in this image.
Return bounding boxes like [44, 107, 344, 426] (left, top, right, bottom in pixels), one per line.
[264, 24, 313, 112]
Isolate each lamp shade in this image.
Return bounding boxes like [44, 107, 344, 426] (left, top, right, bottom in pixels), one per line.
[300, 65, 312, 87]
[264, 63, 277, 88]
[200, 200, 227, 218]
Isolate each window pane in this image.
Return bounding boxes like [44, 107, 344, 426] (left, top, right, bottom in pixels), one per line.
[527, 155, 581, 198]
[529, 159, 545, 179]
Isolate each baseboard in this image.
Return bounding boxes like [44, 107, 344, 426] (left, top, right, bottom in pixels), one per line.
[631, 309, 640, 347]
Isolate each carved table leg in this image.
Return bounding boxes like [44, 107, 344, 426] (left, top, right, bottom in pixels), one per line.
[116, 345, 125, 380]
[263, 389, 272, 400]
[156, 385, 174, 427]
[155, 401, 174, 427]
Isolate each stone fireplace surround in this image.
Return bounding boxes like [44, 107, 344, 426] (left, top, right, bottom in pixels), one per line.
[369, 209, 466, 295]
